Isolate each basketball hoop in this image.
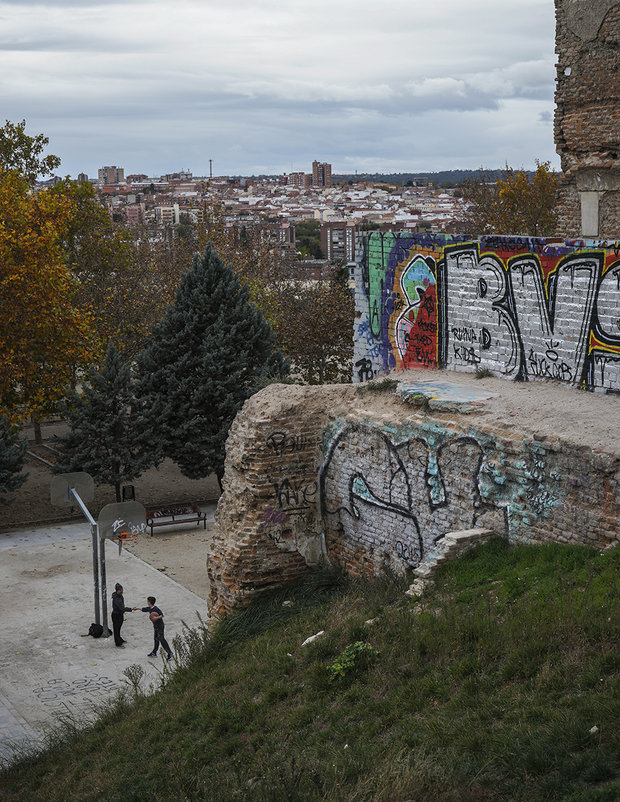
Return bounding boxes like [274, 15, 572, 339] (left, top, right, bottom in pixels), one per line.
[117, 531, 138, 554]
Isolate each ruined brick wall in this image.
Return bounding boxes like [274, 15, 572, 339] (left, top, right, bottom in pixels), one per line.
[207, 383, 619, 618]
[354, 233, 620, 393]
[207, 384, 357, 618]
[554, 0, 620, 237]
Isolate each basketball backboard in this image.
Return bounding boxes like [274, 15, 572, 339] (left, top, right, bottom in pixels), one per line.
[50, 472, 94, 507]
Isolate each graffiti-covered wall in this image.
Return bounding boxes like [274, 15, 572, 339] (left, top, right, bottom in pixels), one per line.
[207, 383, 619, 618]
[354, 233, 620, 393]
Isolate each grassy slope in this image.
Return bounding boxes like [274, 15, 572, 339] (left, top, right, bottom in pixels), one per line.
[1, 540, 618, 802]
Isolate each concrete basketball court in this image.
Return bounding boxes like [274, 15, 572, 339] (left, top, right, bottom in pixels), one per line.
[0, 520, 209, 764]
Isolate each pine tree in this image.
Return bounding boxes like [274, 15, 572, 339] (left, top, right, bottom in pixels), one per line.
[136, 244, 288, 483]
[54, 342, 151, 502]
[0, 416, 28, 504]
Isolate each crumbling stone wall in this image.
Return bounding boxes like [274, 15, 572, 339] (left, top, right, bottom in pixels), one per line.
[207, 382, 619, 618]
[207, 384, 356, 618]
[554, 0, 620, 237]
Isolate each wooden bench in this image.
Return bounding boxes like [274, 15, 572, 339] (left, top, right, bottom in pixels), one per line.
[145, 504, 208, 537]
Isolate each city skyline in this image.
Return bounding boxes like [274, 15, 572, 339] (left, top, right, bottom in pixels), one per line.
[2, 0, 559, 179]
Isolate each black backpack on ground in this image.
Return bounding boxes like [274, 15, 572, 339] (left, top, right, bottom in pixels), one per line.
[88, 623, 104, 638]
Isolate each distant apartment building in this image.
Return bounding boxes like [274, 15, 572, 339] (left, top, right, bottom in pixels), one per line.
[321, 221, 426, 264]
[312, 161, 332, 188]
[259, 222, 296, 252]
[287, 171, 311, 188]
[164, 171, 193, 181]
[98, 166, 125, 185]
[225, 221, 295, 255]
[321, 221, 357, 262]
[77, 172, 89, 183]
[184, 207, 205, 224]
[155, 203, 180, 225]
[125, 203, 146, 226]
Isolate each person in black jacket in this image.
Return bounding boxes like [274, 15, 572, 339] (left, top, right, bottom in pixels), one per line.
[134, 596, 174, 661]
[111, 583, 133, 647]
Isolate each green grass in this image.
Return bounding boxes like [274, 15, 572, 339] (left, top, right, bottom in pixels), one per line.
[1, 541, 618, 801]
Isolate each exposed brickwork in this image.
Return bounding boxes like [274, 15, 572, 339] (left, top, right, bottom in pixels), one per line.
[207, 383, 619, 618]
[554, 1, 620, 237]
[207, 384, 357, 618]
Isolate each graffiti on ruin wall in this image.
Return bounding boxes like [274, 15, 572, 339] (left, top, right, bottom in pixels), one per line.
[319, 420, 568, 572]
[354, 233, 620, 392]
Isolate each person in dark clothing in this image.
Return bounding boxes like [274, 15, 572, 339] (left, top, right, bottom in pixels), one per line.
[134, 596, 174, 661]
[111, 583, 133, 647]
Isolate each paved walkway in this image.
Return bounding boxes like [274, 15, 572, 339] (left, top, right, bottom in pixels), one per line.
[0, 520, 210, 765]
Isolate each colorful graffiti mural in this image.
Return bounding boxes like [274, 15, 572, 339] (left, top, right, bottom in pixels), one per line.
[354, 233, 620, 393]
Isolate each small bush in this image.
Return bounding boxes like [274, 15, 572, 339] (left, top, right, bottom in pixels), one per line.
[326, 641, 379, 681]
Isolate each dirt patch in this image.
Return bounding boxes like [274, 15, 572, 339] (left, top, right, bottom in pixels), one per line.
[355, 369, 620, 453]
[20, 564, 73, 579]
[120, 524, 216, 599]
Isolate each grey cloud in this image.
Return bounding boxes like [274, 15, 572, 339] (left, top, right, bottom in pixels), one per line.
[0, 1, 149, 6]
[0, 0, 559, 176]
[0, 37, 150, 52]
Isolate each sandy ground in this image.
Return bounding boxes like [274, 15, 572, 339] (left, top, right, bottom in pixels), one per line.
[118, 514, 216, 600]
[0, 521, 213, 763]
[360, 369, 620, 452]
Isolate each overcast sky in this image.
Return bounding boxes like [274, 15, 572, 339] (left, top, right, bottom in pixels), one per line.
[0, 0, 560, 179]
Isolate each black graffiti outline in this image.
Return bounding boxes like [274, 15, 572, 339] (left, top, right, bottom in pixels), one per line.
[319, 424, 424, 565]
[438, 243, 607, 386]
[319, 424, 496, 568]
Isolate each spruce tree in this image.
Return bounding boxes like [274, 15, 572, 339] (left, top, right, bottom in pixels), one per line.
[136, 244, 288, 483]
[0, 416, 28, 504]
[54, 342, 151, 502]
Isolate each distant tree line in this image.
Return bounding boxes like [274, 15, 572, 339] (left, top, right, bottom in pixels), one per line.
[333, 169, 508, 187]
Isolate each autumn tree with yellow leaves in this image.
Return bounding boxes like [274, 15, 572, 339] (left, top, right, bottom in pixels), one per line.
[461, 160, 558, 237]
[0, 169, 98, 424]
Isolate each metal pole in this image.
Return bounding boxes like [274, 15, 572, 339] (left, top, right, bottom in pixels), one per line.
[99, 534, 111, 637]
[70, 488, 100, 627]
[90, 523, 100, 626]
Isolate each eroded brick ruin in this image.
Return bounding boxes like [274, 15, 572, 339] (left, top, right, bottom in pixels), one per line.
[207, 382, 619, 618]
[554, 0, 620, 238]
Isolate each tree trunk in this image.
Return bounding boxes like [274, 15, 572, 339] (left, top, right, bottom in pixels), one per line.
[32, 416, 42, 445]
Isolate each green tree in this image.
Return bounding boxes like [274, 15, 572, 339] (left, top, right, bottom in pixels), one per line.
[269, 276, 354, 384]
[54, 342, 151, 502]
[295, 219, 324, 258]
[0, 417, 28, 504]
[496, 161, 558, 236]
[461, 161, 558, 236]
[135, 245, 288, 484]
[0, 119, 61, 184]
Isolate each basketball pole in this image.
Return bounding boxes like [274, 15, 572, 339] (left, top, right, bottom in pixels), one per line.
[69, 487, 101, 628]
[99, 531, 111, 637]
